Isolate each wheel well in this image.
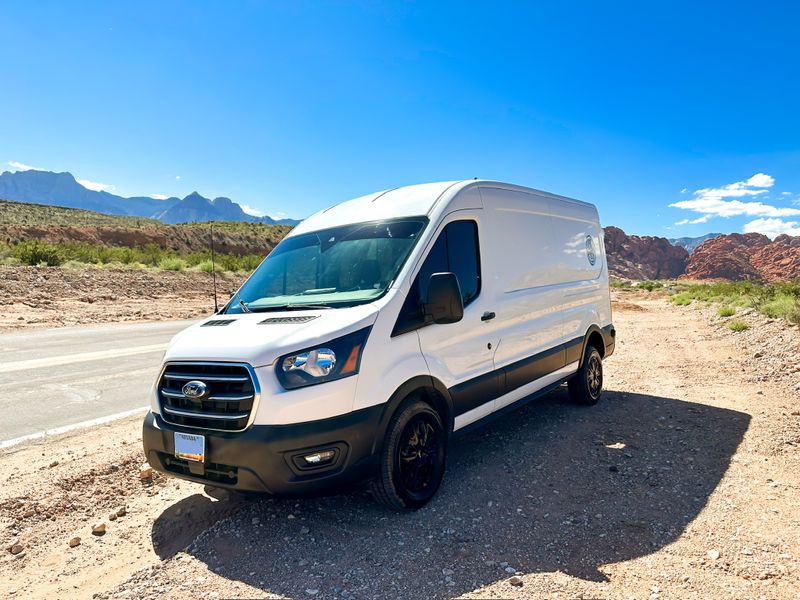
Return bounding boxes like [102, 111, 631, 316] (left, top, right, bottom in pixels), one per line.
[586, 330, 605, 358]
[406, 386, 453, 435]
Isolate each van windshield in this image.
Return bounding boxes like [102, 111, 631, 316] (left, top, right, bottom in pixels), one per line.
[225, 218, 428, 313]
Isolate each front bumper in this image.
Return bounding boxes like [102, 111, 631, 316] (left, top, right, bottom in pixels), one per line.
[142, 405, 383, 495]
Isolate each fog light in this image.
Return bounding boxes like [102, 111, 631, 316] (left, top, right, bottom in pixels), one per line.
[302, 450, 336, 465]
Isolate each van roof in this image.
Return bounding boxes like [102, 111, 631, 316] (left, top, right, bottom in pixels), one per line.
[289, 179, 594, 236]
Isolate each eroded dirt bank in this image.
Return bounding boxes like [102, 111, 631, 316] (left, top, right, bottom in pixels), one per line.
[0, 266, 245, 331]
[1, 295, 798, 599]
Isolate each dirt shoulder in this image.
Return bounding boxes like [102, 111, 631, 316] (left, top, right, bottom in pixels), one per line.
[1, 293, 799, 599]
[0, 266, 245, 331]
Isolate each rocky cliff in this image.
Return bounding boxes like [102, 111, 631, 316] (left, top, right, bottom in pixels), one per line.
[603, 226, 689, 280]
[683, 233, 800, 282]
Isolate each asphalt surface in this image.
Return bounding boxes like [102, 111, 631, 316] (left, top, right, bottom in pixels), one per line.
[0, 320, 194, 443]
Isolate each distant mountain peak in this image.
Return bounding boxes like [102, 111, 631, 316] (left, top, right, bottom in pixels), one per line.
[0, 169, 299, 225]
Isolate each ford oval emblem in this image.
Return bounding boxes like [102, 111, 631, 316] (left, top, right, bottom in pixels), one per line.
[182, 380, 208, 399]
[586, 235, 597, 266]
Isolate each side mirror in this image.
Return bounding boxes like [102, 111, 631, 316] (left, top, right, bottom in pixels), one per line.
[424, 272, 464, 324]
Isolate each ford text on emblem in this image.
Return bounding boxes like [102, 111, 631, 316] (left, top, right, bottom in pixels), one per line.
[182, 380, 208, 399]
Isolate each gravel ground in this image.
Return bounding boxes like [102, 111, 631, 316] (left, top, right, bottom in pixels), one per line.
[1, 292, 799, 599]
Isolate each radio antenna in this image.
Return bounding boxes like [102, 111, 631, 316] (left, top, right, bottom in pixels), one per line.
[210, 223, 219, 313]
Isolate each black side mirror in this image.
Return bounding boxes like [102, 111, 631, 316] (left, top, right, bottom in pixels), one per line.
[424, 272, 464, 324]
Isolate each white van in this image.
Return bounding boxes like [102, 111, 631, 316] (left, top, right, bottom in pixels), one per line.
[143, 180, 615, 509]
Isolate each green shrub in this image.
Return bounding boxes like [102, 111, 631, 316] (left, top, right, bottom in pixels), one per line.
[637, 280, 664, 291]
[728, 320, 750, 332]
[158, 257, 187, 271]
[196, 259, 215, 273]
[11, 240, 65, 266]
[717, 306, 736, 317]
[760, 294, 797, 320]
[670, 292, 692, 306]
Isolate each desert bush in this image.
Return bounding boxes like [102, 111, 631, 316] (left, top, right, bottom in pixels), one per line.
[158, 257, 187, 271]
[717, 306, 735, 317]
[670, 292, 692, 306]
[195, 260, 215, 273]
[727, 320, 750, 332]
[637, 280, 664, 291]
[760, 293, 798, 320]
[11, 240, 66, 266]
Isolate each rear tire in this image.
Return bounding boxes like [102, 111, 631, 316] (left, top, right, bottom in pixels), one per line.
[369, 400, 446, 510]
[568, 345, 603, 405]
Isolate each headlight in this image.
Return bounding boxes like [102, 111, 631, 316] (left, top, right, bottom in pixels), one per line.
[276, 326, 372, 390]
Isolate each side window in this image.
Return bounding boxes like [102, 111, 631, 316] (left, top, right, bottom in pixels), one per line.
[393, 220, 480, 335]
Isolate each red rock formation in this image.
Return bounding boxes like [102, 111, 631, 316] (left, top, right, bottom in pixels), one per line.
[603, 226, 689, 280]
[683, 232, 800, 282]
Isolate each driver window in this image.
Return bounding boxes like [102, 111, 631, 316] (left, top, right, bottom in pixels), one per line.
[393, 220, 480, 335]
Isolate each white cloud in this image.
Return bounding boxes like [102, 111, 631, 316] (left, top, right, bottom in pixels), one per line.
[674, 215, 711, 226]
[781, 191, 792, 196]
[744, 173, 775, 188]
[680, 188, 688, 194]
[175, 175, 181, 180]
[743, 217, 800, 239]
[8, 160, 45, 171]
[670, 172, 800, 222]
[239, 203, 264, 217]
[77, 178, 116, 193]
[150, 194, 169, 200]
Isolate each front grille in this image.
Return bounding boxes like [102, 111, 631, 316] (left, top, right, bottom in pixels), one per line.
[158, 362, 257, 432]
[160, 453, 239, 485]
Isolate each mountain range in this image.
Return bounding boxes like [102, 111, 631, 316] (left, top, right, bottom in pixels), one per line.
[668, 233, 724, 252]
[0, 169, 299, 225]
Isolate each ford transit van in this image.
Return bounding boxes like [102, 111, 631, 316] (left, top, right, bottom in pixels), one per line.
[142, 180, 615, 509]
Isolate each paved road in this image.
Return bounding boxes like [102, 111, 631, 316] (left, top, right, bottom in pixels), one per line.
[0, 320, 195, 443]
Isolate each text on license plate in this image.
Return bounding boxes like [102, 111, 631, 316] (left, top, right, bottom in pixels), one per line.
[174, 432, 205, 462]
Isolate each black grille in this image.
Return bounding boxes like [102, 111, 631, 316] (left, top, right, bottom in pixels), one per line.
[201, 319, 236, 327]
[160, 454, 238, 485]
[259, 315, 319, 325]
[158, 363, 256, 431]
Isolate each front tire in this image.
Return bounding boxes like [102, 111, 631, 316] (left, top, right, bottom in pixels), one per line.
[568, 345, 603, 405]
[370, 400, 447, 510]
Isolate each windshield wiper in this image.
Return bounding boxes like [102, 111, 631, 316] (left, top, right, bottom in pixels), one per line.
[234, 292, 251, 313]
[249, 303, 333, 313]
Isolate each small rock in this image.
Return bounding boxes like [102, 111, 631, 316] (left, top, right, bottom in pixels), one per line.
[49, 460, 59, 468]
[300, 526, 310, 534]
[442, 568, 454, 576]
[504, 566, 516, 574]
[753, 351, 763, 358]
[22, 509, 35, 518]
[707, 549, 720, 560]
[116, 506, 127, 517]
[92, 522, 107, 536]
[499, 561, 509, 568]
[9, 542, 24, 555]
[69, 537, 81, 548]
[251, 517, 260, 525]
[109, 513, 117, 521]
[609, 465, 619, 472]
[139, 464, 154, 480]
[509, 575, 523, 587]
[305, 590, 319, 596]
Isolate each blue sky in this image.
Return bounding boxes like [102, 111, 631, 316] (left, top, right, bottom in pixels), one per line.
[1, 1, 799, 237]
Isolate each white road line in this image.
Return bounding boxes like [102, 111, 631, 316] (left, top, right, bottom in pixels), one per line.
[0, 406, 151, 450]
[0, 344, 166, 374]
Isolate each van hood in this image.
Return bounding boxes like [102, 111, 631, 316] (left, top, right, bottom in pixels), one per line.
[163, 305, 379, 367]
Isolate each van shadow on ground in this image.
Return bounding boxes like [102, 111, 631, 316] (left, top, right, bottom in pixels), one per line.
[152, 387, 749, 599]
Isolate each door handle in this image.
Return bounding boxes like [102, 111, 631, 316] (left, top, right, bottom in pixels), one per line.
[481, 311, 496, 321]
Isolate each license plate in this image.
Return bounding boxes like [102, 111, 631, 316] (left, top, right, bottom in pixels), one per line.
[174, 432, 205, 462]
